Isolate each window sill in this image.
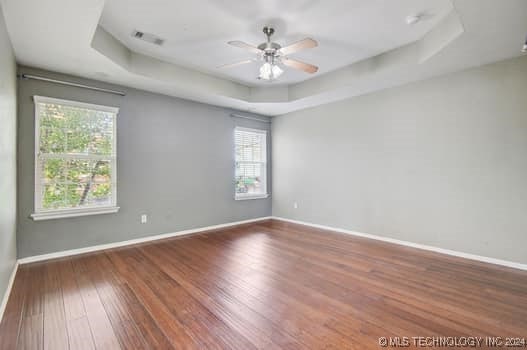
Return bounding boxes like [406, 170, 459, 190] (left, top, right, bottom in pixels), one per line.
[30, 206, 120, 221]
[235, 194, 269, 201]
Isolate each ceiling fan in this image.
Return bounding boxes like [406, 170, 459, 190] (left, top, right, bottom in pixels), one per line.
[219, 27, 319, 81]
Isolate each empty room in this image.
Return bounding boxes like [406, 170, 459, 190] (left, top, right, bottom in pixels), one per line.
[1, 0, 526, 349]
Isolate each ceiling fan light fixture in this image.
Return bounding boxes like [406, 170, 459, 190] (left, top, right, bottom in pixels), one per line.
[259, 62, 272, 80]
[272, 64, 284, 78]
[258, 62, 283, 80]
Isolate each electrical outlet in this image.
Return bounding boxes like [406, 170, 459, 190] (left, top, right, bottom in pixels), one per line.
[141, 214, 148, 224]
[293, 202, 298, 209]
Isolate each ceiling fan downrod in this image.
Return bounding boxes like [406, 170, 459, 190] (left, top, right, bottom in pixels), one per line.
[258, 27, 281, 53]
[263, 26, 275, 42]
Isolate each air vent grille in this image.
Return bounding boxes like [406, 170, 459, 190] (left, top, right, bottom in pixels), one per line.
[131, 30, 164, 46]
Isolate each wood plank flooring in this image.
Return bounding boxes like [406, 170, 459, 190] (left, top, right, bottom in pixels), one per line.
[1, 219, 526, 349]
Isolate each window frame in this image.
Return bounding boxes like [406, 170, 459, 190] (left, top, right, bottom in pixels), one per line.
[234, 126, 269, 201]
[31, 96, 119, 221]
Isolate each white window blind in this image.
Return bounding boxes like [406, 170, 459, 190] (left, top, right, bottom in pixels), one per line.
[31, 96, 119, 220]
[235, 127, 268, 199]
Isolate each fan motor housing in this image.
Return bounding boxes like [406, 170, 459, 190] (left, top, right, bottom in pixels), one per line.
[257, 42, 281, 52]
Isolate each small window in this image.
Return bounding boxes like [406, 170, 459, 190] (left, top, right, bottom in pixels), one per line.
[31, 96, 119, 220]
[235, 127, 268, 200]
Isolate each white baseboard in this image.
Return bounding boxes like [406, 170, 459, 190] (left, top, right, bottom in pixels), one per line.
[16, 214, 527, 271]
[0, 261, 19, 322]
[18, 216, 272, 265]
[271, 216, 527, 271]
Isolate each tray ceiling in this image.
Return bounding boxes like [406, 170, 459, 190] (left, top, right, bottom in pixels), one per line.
[2, 0, 526, 116]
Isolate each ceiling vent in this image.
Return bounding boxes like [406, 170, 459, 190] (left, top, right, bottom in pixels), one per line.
[132, 30, 164, 46]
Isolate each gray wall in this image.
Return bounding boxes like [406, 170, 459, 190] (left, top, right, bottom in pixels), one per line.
[17, 67, 271, 258]
[0, 5, 17, 303]
[272, 56, 527, 264]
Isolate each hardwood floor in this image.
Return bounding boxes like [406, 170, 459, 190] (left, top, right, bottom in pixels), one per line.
[1, 219, 526, 349]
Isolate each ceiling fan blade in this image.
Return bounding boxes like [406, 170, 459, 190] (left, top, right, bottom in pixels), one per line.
[282, 58, 318, 74]
[217, 59, 254, 69]
[227, 41, 263, 54]
[279, 38, 318, 55]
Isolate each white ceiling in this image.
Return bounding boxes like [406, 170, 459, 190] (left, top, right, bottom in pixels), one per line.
[1, 0, 527, 116]
[99, 0, 453, 86]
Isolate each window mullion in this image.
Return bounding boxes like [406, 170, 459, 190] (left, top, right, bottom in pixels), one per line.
[38, 153, 115, 161]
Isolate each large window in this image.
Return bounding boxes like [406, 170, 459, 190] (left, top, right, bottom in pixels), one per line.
[235, 127, 268, 200]
[31, 96, 119, 220]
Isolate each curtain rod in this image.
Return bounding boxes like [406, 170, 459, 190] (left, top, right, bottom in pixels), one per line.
[18, 74, 126, 96]
[230, 113, 271, 123]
